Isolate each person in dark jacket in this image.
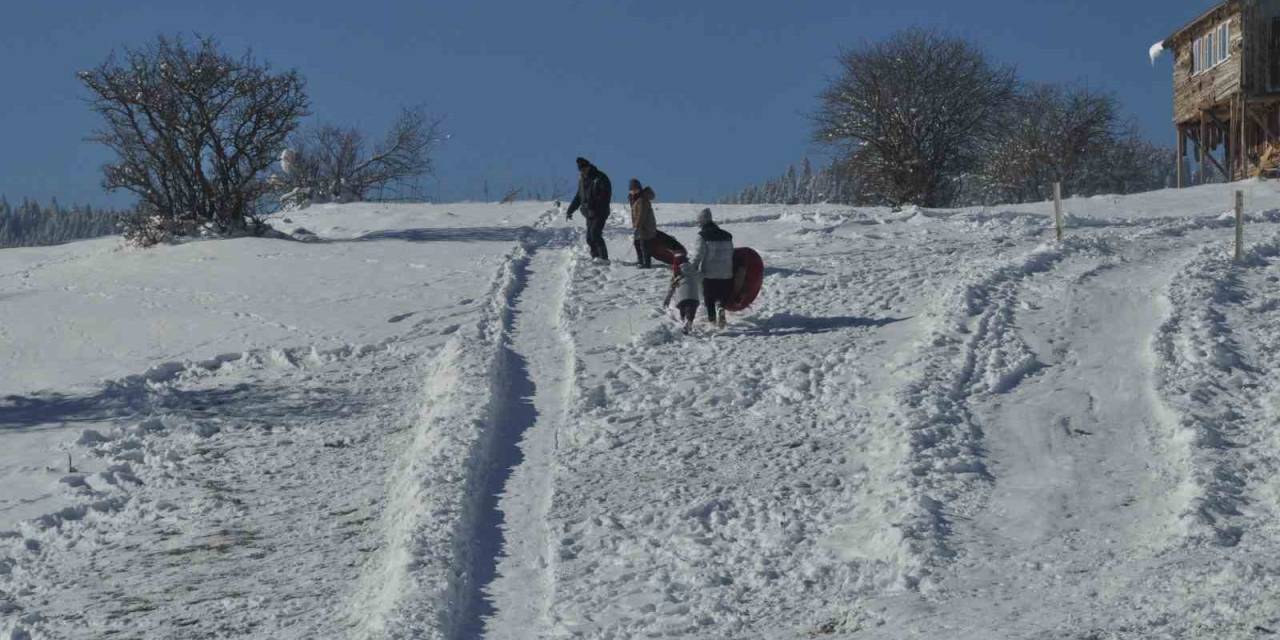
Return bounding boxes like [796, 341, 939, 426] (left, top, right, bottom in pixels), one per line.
[566, 157, 612, 261]
[692, 208, 734, 327]
[628, 179, 657, 268]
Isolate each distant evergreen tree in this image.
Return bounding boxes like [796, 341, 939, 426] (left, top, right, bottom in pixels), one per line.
[721, 158, 866, 205]
[0, 196, 127, 248]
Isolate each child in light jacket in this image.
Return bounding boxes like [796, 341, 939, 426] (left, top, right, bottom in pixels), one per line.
[670, 255, 701, 334]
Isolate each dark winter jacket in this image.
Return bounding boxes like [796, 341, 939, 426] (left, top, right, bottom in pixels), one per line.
[567, 165, 612, 219]
[693, 222, 734, 279]
[629, 186, 658, 240]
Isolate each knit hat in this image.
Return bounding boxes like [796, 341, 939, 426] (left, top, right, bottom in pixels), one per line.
[576, 157, 591, 170]
[696, 208, 713, 225]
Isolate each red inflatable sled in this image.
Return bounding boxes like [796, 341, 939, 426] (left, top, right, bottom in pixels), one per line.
[725, 247, 764, 311]
[645, 230, 686, 266]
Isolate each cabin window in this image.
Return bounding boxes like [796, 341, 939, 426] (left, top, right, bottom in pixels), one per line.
[1192, 21, 1232, 75]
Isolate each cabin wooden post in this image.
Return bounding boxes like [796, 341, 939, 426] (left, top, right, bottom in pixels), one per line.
[1188, 128, 1201, 184]
[1235, 189, 1244, 262]
[1237, 97, 1244, 179]
[1177, 127, 1186, 188]
[1224, 103, 1235, 179]
[1053, 182, 1064, 243]
[1241, 94, 1250, 177]
[1200, 111, 1207, 183]
[1230, 98, 1237, 179]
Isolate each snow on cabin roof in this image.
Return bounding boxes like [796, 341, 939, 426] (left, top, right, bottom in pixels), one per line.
[1163, 0, 1237, 46]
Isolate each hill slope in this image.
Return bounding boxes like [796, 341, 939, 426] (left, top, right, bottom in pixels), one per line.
[5, 184, 1280, 638]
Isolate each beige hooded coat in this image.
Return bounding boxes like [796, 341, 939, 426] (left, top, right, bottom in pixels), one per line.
[630, 186, 658, 240]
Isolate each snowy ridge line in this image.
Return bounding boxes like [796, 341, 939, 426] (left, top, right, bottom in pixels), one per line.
[884, 237, 1108, 587]
[0, 335, 416, 423]
[108, 342, 387, 388]
[909, 205, 1280, 234]
[346, 212, 557, 640]
[660, 212, 787, 228]
[1153, 232, 1280, 548]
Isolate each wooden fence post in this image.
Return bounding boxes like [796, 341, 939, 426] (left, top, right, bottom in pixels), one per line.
[1235, 190, 1244, 262]
[1053, 182, 1064, 243]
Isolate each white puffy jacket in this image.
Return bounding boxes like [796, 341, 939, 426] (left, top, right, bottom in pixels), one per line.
[692, 223, 734, 280]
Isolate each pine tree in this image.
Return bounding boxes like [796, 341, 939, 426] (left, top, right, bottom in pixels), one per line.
[0, 195, 127, 248]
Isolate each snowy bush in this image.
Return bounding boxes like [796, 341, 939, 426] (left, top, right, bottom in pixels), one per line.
[119, 207, 194, 247]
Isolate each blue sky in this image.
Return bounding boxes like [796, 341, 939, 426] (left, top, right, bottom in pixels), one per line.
[1, 0, 1204, 206]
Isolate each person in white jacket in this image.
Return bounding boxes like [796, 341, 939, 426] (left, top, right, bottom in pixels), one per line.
[691, 208, 734, 327]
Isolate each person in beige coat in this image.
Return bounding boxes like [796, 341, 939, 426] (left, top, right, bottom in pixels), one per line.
[628, 179, 658, 268]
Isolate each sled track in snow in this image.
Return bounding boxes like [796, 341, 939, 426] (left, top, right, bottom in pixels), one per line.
[474, 245, 576, 639]
[1154, 231, 1280, 547]
[870, 237, 1111, 585]
[851, 225, 1280, 636]
[347, 210, 569, 640]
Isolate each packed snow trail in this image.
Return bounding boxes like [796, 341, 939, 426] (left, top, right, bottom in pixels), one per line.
[970, 253, 1186, 553]
[476, 245, 576, 639]
[921, 244, 1189, 633]
[846, 227, 1280, 638]
[530, 209, 989, 636]
[347, 209, 569, 640]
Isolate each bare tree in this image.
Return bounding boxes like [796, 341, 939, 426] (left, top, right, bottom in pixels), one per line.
[960, 85, 1178, 204]
[279, 107, 443, 204]
[979, 84, 1119, 202]
[1077, 120, 1178, 197]
[813, 29, 1015, 207]
[79, 35, 308, 241]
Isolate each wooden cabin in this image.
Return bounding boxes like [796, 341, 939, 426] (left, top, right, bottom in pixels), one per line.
[1162, 0, 1280, 185]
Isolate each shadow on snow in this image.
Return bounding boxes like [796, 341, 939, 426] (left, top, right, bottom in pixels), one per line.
[764, 266, 823, 278]
[726, 313, 910, 337]
[1, 373, 375, 433]
[351, 227, 531, 243]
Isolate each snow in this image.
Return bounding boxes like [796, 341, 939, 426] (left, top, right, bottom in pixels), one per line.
[1150, 40, 1166, 66]
[280, 148, 298, 176]
[6, 184, 1280, 638]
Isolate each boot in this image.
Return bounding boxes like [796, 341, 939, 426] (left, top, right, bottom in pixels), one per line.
[717, 305, 726, 329]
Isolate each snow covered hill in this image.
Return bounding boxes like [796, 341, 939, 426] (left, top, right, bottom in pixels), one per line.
[4, 184, 1280, 638]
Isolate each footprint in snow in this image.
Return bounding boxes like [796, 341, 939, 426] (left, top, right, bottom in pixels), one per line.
[387, 312, 415, 323]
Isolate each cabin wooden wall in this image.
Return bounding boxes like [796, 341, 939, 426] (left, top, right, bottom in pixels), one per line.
[1238, 0, 1280, 93]
[1169, 1, 1280, 185]
[1173, 9, 1244, 124]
